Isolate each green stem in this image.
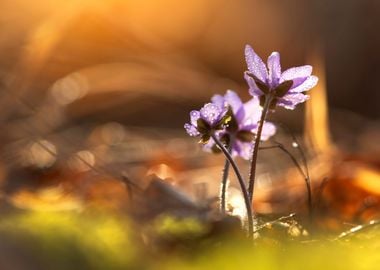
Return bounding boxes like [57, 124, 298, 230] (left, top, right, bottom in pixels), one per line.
[211, 133, 253, 238]
[248, 94, 272, 202]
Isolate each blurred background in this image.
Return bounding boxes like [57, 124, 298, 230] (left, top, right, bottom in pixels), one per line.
[0, 0, 379, 225]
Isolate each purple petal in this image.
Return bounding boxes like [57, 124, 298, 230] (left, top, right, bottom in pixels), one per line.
[202, 136, 215, 152]
[224, 90, 243, 114]
[267, 52, 281, 87]
[235, 106, 245, 123]
[241, 123, 258, 132]
[200, 103, 224, 126]
[261, 122, 276, 141]
[232, 141, 252, 160]
[290, 77, 308, 89]
[276, 99, 295, 110]
[211, 94, 225, 108]
[244, 96, 260, 112]
[190, 110, 200, 126]
[281, 65, 312, 82]
[184, 123, 200, 136]
[202, 131, 224, 153]
[231, 141, 241, 158]
[244, 72, 264, 97]
[241, 97, 262, 126]
[278, 93, 310, 110]
[245, 45, 268, 83]
[289, 75, 318, 93]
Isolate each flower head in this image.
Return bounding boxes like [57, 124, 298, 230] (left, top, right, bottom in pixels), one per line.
[244, 44, 318, 110]
[205, 90, 276, 160]
[184, 102, 230, 143]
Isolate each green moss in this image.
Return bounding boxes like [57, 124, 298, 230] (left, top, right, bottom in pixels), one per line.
[0, 211, 135, 270]
[0, 211, 380, 270]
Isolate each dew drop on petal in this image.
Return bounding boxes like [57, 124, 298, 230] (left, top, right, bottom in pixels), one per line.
[184, 123, 199, 137]
[190, 110, 200, 125]
[200, 103, 223, 125]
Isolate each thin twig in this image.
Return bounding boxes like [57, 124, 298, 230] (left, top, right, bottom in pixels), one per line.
[278, 123, 311, 181]
[335, 220, 380, 240]
[277, 124, 313, 221]
[253, 213, 296, 234]
[261, 141, 313, 222]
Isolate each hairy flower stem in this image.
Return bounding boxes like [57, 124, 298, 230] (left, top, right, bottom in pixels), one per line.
[248, 94, 273, 202]
[211, 133, 253, 238]
[220, 138, 234, 214]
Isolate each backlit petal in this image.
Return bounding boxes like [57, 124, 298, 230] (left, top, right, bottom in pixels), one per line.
[200, 103, 224, 126]
[278, 93, 310, 110]
[190, 110, 200, 126]
[267, 52, 281, 87]
[281, 65, 312, 82]
[245, 45, 268, 83]
[184, 123, 200, 136]
[261, 122, 276, 141]
[289, 76, 318, 93]
[244, 72, 264, 97]
[224, 90, 243, 114]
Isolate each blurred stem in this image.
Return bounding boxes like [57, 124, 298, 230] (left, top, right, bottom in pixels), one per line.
[278, 124, 313, 222]
[211, 133, 253, 238]
[248, 94, 273, 202]
[260, 143, 313, 224]
[220, 137, 233, 215]
[275, 143, 313, 223]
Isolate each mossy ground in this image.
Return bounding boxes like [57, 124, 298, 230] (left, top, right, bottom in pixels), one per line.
[0, 211, 378, 270]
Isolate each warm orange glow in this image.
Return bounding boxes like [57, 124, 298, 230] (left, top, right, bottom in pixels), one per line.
[0, 1, 96, 119]
[147, 163, 176, 180]
[9, 186, 82, 211]
[228, 187, 246, 220]
[51, 72, 89, 105]
[305, 49, 333, 155]
[67, 150, 96, 172]
[353, 166, 380, 195]
[22, 140, 57, 168]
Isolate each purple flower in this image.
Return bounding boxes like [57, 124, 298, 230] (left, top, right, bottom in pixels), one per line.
[244, 45, 318, 110]
[184, 102, 229, 142]
[205, 90, 276, 160]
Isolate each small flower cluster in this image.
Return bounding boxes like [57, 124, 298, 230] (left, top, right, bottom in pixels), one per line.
[185, 45, 318, 158]
[184, 45, 318, 237]
[184, 102, 231, 143]
[203, 90, 276, 160]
